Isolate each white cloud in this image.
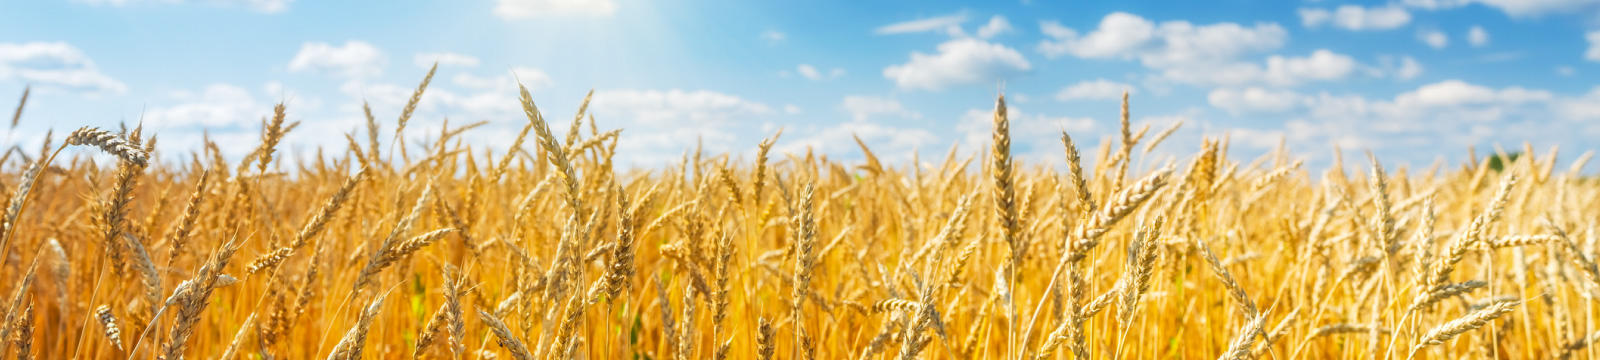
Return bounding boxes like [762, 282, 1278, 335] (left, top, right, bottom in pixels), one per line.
[1394, 56, 1424, 80]
[72, 0, 292, 13]
[1158, 49, 1358, 87]
[977, 15, 1015, 38]
[414, 52, 480, 68]
[796, 64, 845, 81]
[1299, 5, 1412, 31]
[226, 0, 291, 13]
[1054, 79, 1134, 101]
[1418, 29, 1449, 49]
[338, 69, 555, 127]
[1557, 66, 1576, 76]
[875, 13, 968, 35]
[761, 30, 786, 46]
[145, 83, 268, 128]
[883, 38, 1031, 91]
[1558, 87, 1600, 120]
[841, 96, 919, 122]
[1392, 80, 1553, 108]
[1261, 49, 1357, 85]
[1468, 26, 1490, 47]
[1037, 13, 1287, 67]
[288, 40, 386, 78]
[589, 89, 774, 164]
[1211, 80, 1600, 166]
[494, 0, 616, 19]
[1035, 13, 1363, 89]
[338, 80, 489, 124]
[1587, 30, 1600, 62]
[1401, 0, 1600, 18]
[0, 42, 126, 94]
[452, 66, 554, 92]
[452, 73, 511, 90]
[592, 89, 773, 126]
[1209, 87, 1306, 114]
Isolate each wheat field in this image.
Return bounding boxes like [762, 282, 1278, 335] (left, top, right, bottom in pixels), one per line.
[0, 67, 1594, 360]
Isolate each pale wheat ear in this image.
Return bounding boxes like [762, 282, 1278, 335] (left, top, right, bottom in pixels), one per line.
[10, 85, 28, 130]
[326, 285, 392, 360]
[478, 307, 536, 360]
[95, 305, 124, 351]
[1407, 299, 1522, 360]
[65, 127, 148, 166]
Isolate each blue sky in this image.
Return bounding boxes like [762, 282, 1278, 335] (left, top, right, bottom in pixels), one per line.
[1, 0, 1599, 170]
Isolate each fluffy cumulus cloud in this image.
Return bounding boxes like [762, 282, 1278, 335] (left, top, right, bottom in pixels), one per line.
[288, 40, 387, 78]
[1209, 87, 1306, 114]
[145, 83, 268, 128]
[1261, 50, 1359, 85]
[1389, 80, 1554, 108]
[72, 0, 292, 13]
[977, 15, 1015, 38]
[296, 65, 566, 163]
[1037, 13, 1287, 66]
[1588, 30, 1600, 62]
[140, 82, 336, 159]
[452, 66, 553, 91]
[1158, 49, 1359, 87]
[585, 89, 776, 163]
[1038, 13, 1374, 88]
[1401, 0, 1600, 18]
[495, 0, 616, 19]
[340, 80, 517, 127]
[841, 95, 919, 122]
[883, 38, 1031, 90]
[415, 52, 480, 68]
[1299, 5, 1412, 31]
[593, 89, 772, 126]
[1468, 26, 1491, 47]
[874, 13, 968, 35]
[335, 66, 558, 133]
[761, 30, 786, 46]
[1418, 29, 1449, 49]
[1210, 80, 1600, 164]
[1559, 87, 1600, 120]
[796, 64, 845, 81]
[775, 95, 935, 164]
[0, 42, 126, 94]
[1385, 55, 1425, 80]
[1054, 79, 1134, 101]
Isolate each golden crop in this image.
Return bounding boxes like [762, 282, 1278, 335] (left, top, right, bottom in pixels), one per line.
[0, 69, 1591, 359]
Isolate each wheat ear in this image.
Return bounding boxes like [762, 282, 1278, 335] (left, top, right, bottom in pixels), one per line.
[478, 308, 536, 360]
[326, 289, 388, 360]
[1406, 300, 1521, 360]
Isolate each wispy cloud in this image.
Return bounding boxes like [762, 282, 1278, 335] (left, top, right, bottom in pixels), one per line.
[1299, 5, 1411, 31]
[874, 12, 968, 35]
[414, 52, 480, 68]
[288, 40, 387, 78]
[494, 0, 616, 19]
[884, 38, 1030, 90]
[0, 42, 126, 94]
[71, 0, 293, 14]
